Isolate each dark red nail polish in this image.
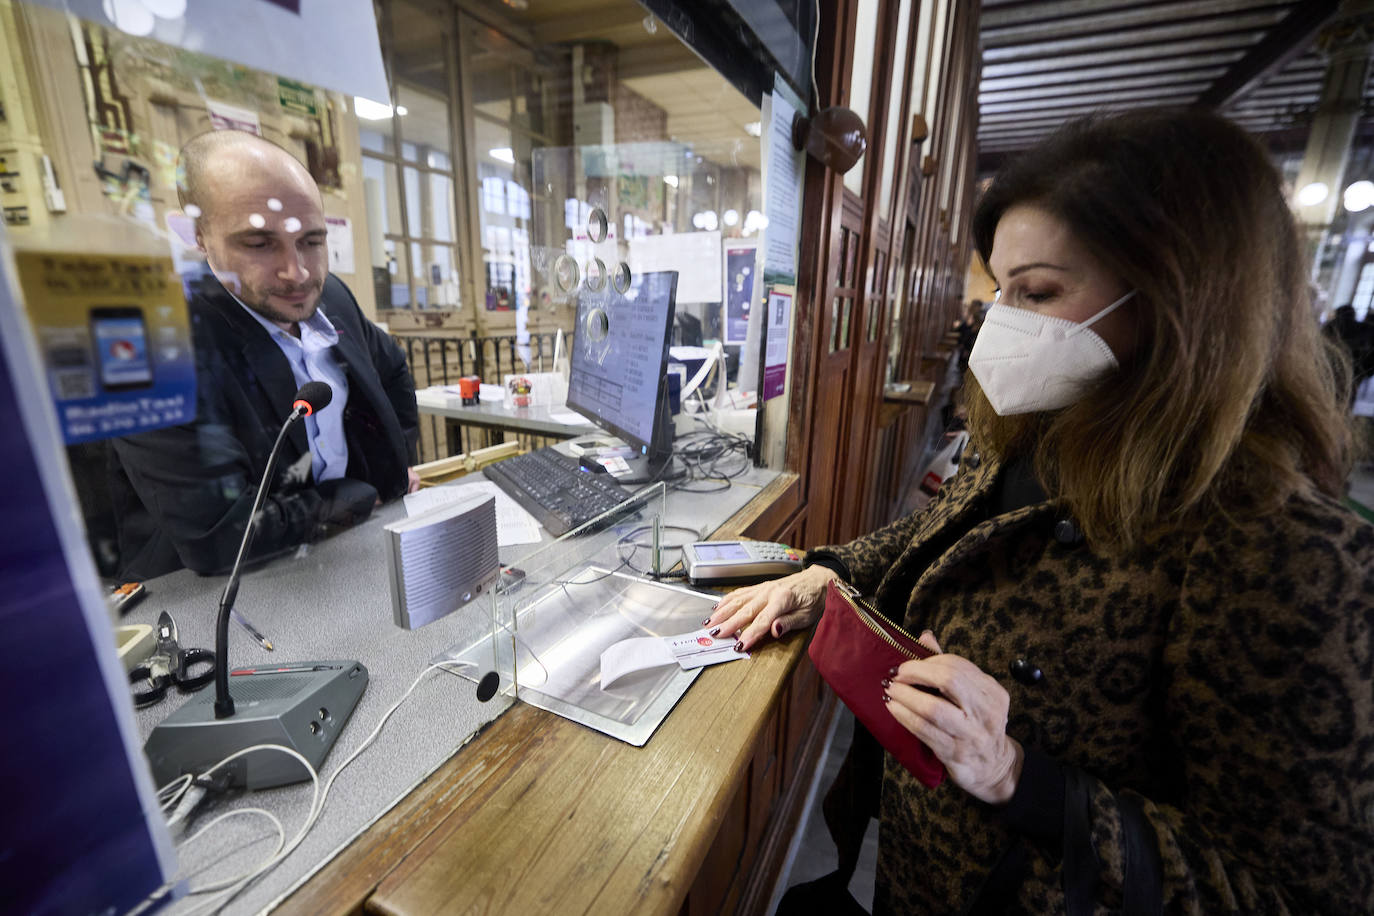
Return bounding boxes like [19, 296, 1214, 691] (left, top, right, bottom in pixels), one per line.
[709, 627, 721, 637]
[734, 641, 744, 652]
[702, 617, 712, 626]
[887, 667, 898, 678]
[881, 677, 891, 689]
[882, 693, 891, 703]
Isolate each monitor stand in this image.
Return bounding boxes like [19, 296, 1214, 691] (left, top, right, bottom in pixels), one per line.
[604, 384, 680, 485]
[616, 450, 681, 485]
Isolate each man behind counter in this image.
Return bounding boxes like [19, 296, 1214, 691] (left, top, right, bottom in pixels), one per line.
[111, 130, 421, 580]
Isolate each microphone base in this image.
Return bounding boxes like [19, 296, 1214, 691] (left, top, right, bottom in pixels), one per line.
[144, 660, 368, 790]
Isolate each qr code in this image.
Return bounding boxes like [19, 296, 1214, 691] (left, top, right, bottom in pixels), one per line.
[53, 368, 95, 400]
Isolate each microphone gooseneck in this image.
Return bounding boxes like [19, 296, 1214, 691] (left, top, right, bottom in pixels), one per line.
[212, 382, 333, 719]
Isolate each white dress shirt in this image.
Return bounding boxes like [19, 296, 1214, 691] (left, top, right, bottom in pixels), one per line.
[234, 297, 351, 482]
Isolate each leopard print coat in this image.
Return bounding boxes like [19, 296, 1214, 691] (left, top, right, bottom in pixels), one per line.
[813, 448, 1374, 915]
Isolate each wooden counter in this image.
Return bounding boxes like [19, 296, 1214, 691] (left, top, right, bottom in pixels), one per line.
[277, 472, 835, 916]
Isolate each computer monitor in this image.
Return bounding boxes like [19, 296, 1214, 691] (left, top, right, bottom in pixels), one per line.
[566, 270, 678, 483]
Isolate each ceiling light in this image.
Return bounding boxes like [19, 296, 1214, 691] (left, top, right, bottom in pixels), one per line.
[1344, 180, 1374, 213]
[395, 105, 408, 117]
[103, 0, 154, 36]
[1297, 181, 1329, 207]
[489, 148, 515, 164]
[140, 0, 186, 16]
[723, 209, 739, 227]
[663, 175, 679, 188]
[353, 97, 395, 120]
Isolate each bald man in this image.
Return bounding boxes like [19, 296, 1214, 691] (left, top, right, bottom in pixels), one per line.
[109, 130, 419, 579]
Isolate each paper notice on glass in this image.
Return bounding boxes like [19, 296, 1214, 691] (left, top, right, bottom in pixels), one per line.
[628, 231, 722, 303]
[762, 289, 793, 401]
[763, 74, 805, 285]
[325, 217, 355, 274]
[404, 481, 542, 545]
[600, 629, 747, 689]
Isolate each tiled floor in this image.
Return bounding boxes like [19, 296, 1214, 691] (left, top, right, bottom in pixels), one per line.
[769, 463, 1374, 915]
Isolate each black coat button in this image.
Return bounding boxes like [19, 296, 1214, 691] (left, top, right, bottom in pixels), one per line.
[1053, 518, 1083, 545]
[1010, 657, 1043, 685]
[965, 450, 981, 470]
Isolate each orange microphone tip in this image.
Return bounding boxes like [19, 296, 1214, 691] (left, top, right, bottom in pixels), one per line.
[293, 399, 313, 416]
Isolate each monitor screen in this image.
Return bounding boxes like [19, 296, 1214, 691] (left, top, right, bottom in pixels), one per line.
[566, 270, 678, 453]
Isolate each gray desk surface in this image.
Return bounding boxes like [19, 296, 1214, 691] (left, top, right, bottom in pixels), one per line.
[122, 454, 779, 913]
[415, 387, 596, 438]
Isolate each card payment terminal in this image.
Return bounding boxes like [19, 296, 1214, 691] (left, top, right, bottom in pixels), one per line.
[684, 541, 804, 586]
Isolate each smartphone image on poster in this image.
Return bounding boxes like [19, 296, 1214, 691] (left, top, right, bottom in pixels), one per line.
[89, 306, 154, 391]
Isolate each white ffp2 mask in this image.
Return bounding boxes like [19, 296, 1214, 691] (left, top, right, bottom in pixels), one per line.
[968, 289, 1135, 415]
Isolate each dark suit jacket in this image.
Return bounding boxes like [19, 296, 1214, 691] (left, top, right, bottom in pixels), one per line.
[111, 274, 418, 579]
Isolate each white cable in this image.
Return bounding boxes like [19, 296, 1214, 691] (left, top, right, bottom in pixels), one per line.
[179, 808, 286, 892]
[176, 662, 460, 914]
[157, 773, 194, 812]
[811, 0, 822, 109]
[172, 744, 320, 916]
[166, 785, 207, 837]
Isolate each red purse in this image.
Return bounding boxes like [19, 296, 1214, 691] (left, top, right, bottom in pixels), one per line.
[809, 579, 946, 788]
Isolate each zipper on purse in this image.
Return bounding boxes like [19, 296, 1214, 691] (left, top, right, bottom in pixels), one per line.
[834, 580, 926, 659]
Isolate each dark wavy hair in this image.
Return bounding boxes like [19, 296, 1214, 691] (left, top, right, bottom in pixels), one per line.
[968, 108, 1353, 549]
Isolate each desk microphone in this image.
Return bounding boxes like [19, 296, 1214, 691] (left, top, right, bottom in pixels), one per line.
[144, 381, 371, 789]
[213, 381, 332, 717]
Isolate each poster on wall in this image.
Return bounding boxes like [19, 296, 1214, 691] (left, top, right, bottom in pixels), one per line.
[762, 287, 792, 401]
[722, 240, 758, 345]
[14, 251, 196, 445]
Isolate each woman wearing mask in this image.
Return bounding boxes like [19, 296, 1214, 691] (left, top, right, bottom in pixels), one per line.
[706, 109, 1373, 914]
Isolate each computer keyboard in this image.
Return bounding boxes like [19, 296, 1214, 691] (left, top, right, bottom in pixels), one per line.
[482, 447, 634, 537]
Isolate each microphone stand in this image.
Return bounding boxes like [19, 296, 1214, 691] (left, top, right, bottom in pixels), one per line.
[213, 404, 307, 718]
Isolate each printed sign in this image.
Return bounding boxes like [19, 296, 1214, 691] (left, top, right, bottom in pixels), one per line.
[762, 288, 792, 401]
[206, 99, 262, 136]
[277, 77, 318, 116]
[723, 243, 757, 345]
[14, 252, 196, 444]
[325, 216, 355, 274]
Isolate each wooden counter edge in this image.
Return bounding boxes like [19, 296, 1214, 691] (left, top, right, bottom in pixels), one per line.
[274, 469, 803, 916]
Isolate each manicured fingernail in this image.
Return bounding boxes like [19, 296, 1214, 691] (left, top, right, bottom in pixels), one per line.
[702, 617, 712, 625]
[734, 641, 744, 652]
[887, 667, 898, 678]
[709, 627, 720, 637]
[882, 693, 891, 703]
[881, 678, 891, 688]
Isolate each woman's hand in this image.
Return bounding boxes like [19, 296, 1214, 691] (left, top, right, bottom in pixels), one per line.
[703, 564, 839, 652]
[884, 632, 1024, 805]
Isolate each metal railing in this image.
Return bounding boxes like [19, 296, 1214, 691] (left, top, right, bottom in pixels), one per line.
[394, 331, 568, 461]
